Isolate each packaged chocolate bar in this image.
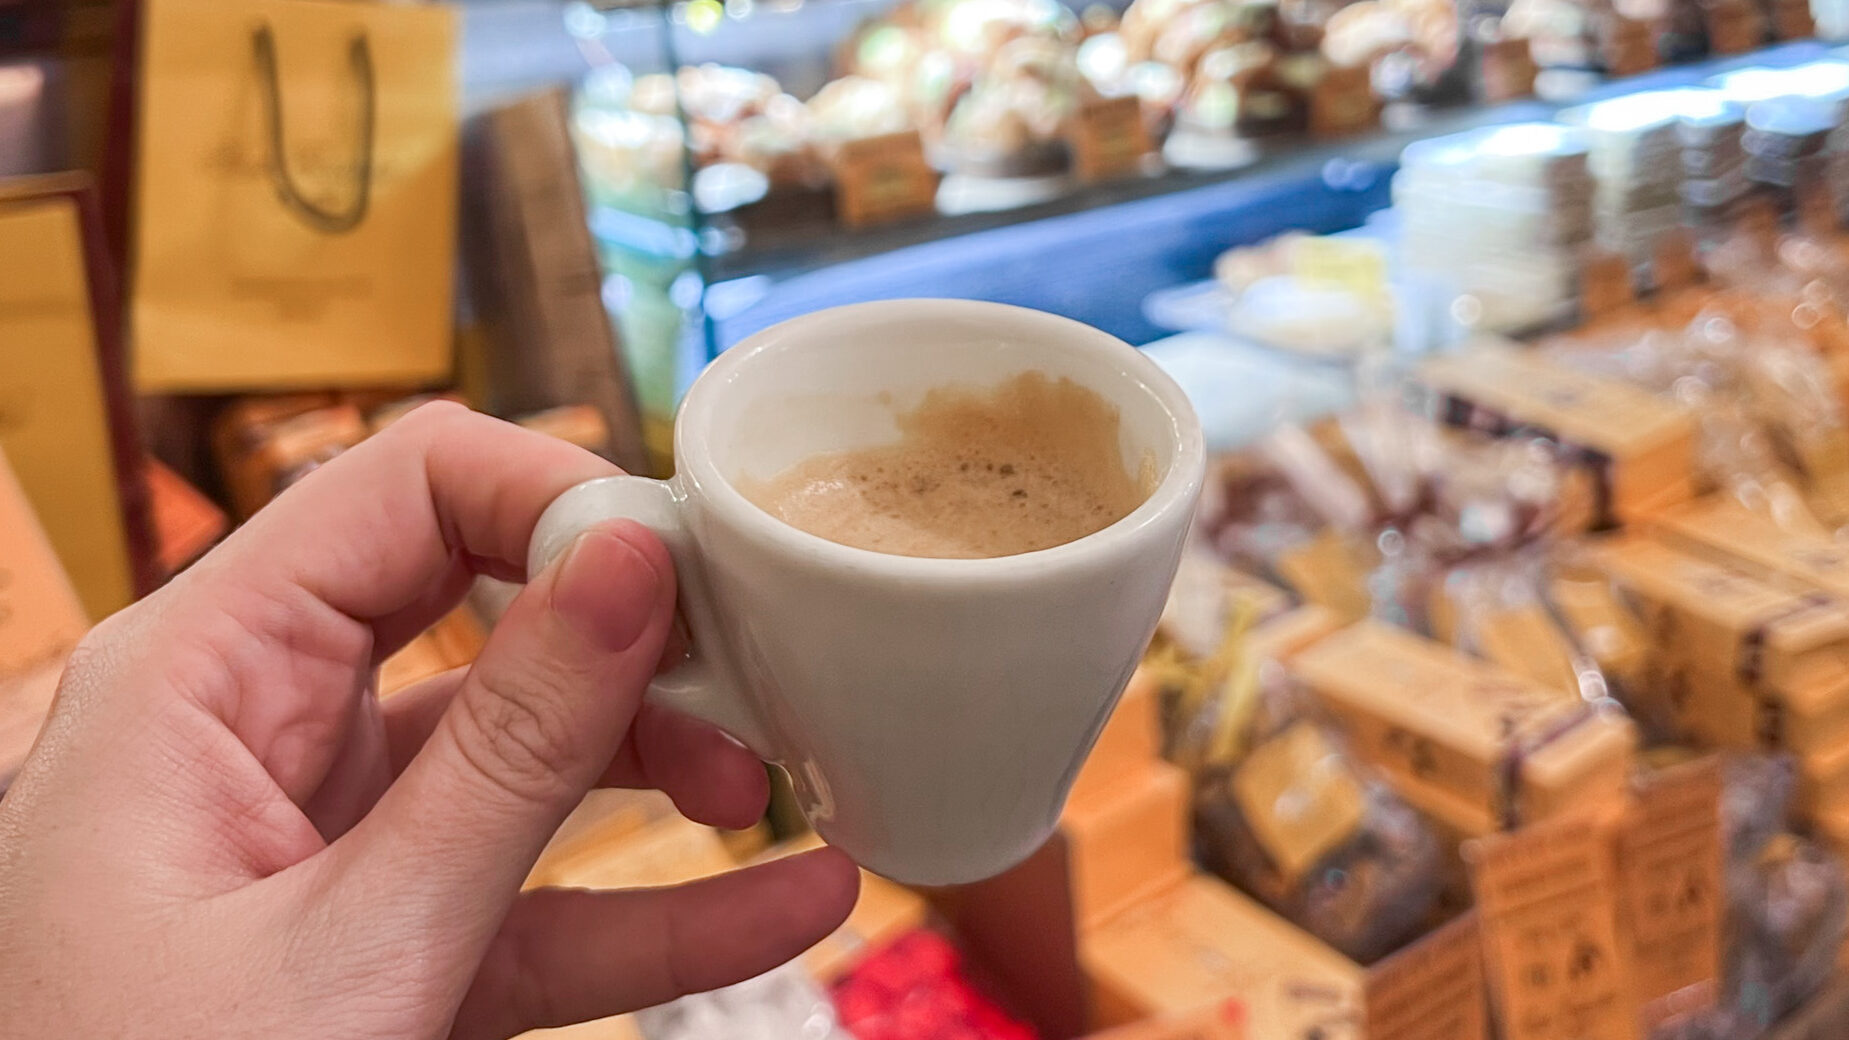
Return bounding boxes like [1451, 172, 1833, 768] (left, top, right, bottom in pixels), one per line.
[1292, 621, 1637, 836]
[1593, 536, 1849, 755]
[1417, 340, 1698, 529]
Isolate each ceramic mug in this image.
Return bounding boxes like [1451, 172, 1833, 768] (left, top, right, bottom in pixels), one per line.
[528, 299, 1205, 884]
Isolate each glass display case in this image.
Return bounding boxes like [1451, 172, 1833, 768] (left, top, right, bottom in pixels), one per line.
[456, 0, 1842, 437]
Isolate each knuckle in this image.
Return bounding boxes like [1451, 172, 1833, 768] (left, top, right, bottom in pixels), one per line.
[450, 664, 587, 805]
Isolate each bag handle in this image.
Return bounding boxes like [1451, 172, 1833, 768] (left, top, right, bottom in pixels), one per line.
[251, 23, 375, 234]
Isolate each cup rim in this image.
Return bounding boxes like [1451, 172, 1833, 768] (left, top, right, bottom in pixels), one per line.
[673, 299, 1204, 582]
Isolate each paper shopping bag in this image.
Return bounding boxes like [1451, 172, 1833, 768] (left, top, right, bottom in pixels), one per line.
[127, 0, 457, 391]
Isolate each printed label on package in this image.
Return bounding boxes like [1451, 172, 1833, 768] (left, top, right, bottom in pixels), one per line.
[1468, 817, 1638, 1040]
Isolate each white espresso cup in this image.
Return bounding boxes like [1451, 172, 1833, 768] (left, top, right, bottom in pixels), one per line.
[529, 299, 1204, 885]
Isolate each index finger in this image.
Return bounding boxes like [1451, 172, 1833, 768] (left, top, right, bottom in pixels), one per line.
[190, 402, 621, 656]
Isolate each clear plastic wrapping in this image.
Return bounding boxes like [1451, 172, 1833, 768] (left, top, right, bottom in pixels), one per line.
[1188, 657, 1443, 962]
[1721, 756, 1848, 1034]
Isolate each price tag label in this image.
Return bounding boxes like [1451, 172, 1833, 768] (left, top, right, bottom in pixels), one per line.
[1469, 817, 1638, 1040]
[1068, 96, 1152, 183]
[833, 131, 939, 229]
[1616, 758, 1723, 1031]
[1291, 236, 1388, 303]
[1231, 722, 1368, 883]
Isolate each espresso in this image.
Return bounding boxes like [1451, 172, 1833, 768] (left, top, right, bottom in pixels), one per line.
[739, 372, 1150, 559]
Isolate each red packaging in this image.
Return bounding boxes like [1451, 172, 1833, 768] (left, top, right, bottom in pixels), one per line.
[833, 931, 1039, 1040]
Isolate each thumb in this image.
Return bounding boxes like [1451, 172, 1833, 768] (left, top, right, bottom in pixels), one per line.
[333, 519, 676, 943]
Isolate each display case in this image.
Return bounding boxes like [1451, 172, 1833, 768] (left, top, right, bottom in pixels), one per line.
[456, 0, 1841, 445]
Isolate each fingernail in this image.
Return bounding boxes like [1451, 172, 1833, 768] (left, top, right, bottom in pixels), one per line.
[549, 523, 662, 652]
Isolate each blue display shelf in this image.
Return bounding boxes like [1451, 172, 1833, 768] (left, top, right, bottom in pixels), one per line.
[702, 39, 1835, 353]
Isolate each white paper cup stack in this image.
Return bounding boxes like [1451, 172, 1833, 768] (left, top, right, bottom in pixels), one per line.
[1394, 122, 1593, 333]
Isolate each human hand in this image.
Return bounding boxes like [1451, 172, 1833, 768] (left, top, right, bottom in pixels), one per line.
[0, 403, 858, 1039]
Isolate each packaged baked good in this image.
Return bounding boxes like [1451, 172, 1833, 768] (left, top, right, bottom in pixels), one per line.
[1291, 621, 1638, 837]
[1193, 700, 1444, 962]
[941, 34, 1084, 176]
[808, 76, 916, 157]
[1719, 756, 1848, 1031]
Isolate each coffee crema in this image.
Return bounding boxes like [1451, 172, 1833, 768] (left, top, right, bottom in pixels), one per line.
[738, 372, 1151, 559]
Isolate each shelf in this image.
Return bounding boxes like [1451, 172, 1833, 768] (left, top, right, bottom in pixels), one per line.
[698, 38, 1839, 287]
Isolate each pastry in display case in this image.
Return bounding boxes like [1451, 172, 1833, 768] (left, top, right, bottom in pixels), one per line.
[941, 34, 1088, 176]
[805, 74, 921, 165]
[1320, 0, 1460, 102]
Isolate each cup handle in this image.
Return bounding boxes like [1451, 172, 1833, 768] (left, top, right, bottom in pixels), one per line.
[528, 476, 775, 759]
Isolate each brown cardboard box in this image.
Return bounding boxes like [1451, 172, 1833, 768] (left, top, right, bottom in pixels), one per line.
[1291, 622, 1637, 836]
[1083, 875, 1487, 1040]
[1596, 535, 1849, 753]
[1419, 341, 1697, 528]
[1656, 497, 1849, 601]
[1063, 759, 1194, 934]
[1072, 668, 1162, 801]
[0, 191, 148, 615]
[1549, 563, 1651, 691]
[1364, 915, 1489, 1040]
[1082, 875, 1364, 1035]
[1797, 739, 1849, 819]
[934, 696, 1193, 1039]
